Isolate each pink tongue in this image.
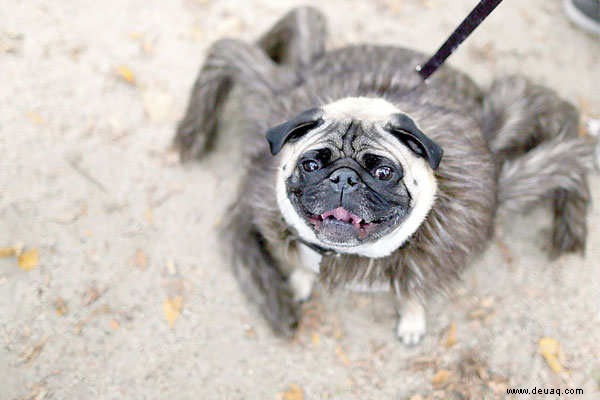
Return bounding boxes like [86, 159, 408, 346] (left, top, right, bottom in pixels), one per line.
[322, 207, 362, 224]
[332, 207, 351, 221]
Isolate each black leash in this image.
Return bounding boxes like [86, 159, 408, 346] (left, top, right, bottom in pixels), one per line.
[417, 0, 504, 81]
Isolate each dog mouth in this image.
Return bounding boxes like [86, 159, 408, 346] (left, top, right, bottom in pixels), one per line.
[307, 206, 383, 241]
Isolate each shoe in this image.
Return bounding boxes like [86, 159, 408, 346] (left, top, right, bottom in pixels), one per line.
[564, 0, 600, 35]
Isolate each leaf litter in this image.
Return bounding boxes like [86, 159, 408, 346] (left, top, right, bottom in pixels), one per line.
[279, 384, 304, 400]
[163, 296, 183, 327]
[1, 245, 39, 271]
[539, 337, 566, 373]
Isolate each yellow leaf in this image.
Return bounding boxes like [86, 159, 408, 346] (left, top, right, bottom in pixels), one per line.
[431, 369, 451, 388]
[109, 319, 120, 330]
[281, 384, 303, 400]
[54, 297, 68, 316]
[18, 248, 39, 271]
[163, 296, 182, 327]
[115, 65, 136, 84]
[145, 207, 154, 224]
[335, 345, 351, 366]
[26, 111, 45, 125]
[443, 322, 457, 348]
[539, 337, 564, 373]
[0, 247, 16, 258]
[311, 332, 320, 347]
[133, 249, 147, 269]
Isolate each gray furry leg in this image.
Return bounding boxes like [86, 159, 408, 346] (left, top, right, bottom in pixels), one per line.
[257, 6, 327, 69]
[483, 76, 594, 255]
[498, 138, 593, 255]
[174, 39, 292, 161]
[481, 75, 580, 157]
[222, 203, 300, 337]
[552, 186, 590, 254]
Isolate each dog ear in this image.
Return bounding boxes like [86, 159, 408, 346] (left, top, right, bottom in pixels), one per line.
[266, 108, 324, 155]
[386, 113, 443, 169]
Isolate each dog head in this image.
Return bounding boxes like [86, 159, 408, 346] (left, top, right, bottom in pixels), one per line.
[268, 97, 443, 258]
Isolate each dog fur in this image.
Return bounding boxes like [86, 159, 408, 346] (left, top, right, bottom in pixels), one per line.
[174, 7, 595, 341]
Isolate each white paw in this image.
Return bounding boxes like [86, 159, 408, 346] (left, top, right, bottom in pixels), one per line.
[289, 268, 316, 302]
[396, 301, 427, 346]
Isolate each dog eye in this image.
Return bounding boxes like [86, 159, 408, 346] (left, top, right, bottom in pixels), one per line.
[374, 166, 392, 180]
[302, 159, 320, 172]
[362, 154, 380, 170]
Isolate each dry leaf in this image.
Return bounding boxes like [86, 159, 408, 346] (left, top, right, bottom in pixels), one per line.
[82, 285, 105, 306]
[18, 248, 39, 271]
[109, 319, 120, 330]
[335, 345, 351, 366]
[20, 337, 47, 364]
[281, 384, 304, 400]
[0, 247, 16, 258]
[431, 369, 451, 388]
[163, 296, 182, 327]
[115, 65, 136, 85]
[145, 207, 154, 224]
[133, 249, 147, 269]
[443, 322, 457, 349]
[539, 337, 564, 373]
[311, 332, 320, 347]
[19, 384, 49, 400]
[54, 297, 68, 316]
[26, 111, 45, 125]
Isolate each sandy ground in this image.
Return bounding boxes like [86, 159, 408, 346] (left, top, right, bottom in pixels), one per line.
[1, 0, 599, 399]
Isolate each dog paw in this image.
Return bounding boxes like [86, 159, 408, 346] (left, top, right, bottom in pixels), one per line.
[262, 284, 302, 338]
[396, 301, 426, 346]
[289, 269, 316, 302]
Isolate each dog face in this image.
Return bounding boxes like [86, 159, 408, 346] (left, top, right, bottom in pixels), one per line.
[268, 97, 443, 258]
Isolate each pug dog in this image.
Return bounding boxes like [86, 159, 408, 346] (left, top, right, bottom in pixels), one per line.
[174, 7, 594, 344]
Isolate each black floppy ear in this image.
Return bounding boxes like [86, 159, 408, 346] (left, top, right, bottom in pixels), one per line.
[386, 113, 443, 169]
[266, 108, 324, 155]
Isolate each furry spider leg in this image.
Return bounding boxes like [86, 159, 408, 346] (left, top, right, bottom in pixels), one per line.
[174, 7, 327, 161]
[481, 76, 594, 254]
[177, 8, 330, 336]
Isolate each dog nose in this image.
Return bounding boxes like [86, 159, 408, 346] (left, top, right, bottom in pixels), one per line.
[329, 168, 361, 192]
